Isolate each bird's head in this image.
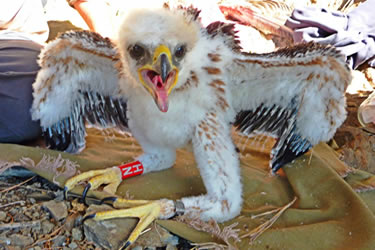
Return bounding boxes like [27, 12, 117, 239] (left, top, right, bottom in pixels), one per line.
[117, 6, 201, 112]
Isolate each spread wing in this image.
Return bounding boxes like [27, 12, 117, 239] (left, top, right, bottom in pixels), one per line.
[31, 31, 128, 153]
[228, 42, 351, 172]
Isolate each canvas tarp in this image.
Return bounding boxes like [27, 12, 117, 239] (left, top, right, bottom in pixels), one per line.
[1, 128, 375, 249]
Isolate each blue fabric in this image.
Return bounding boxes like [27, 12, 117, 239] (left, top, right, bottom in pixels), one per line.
[0, 39, 42, 143]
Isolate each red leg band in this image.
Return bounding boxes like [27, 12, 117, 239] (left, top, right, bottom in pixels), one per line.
[118, 161, 144, 180]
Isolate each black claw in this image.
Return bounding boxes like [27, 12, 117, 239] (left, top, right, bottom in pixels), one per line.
[63, 186, 68, 200]
[99, 196, 118, 206]
[81, 183, 91, 205]
[271, 143, 309, 173]
[121, 241, 131, 250]
[82, 213, 96, 223]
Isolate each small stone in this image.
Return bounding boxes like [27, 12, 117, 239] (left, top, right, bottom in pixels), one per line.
[32, 211, 40, 218]
[42, 200, 68, 221]
[41, 220, 55, 234]
[52, 235, 66, 247]
[63, 212, 82, 231]
[9, 234, 34, 246]
[32, 182, 42, 188]
[0, 211, 7, 221]
[84, 204, 138, 249]
[72, 228, 83, 241]
[145, 247, 156, 250]
[54, 190, 65, 202]
[157, 226, 179, 245]
[0, 233, 11, 245]
[24, 210, 33, 218]
[28, 192, 55, 202]
[9, 207, 18, 215]
[68, 241, 78, 249]
[166, 244, 178, 250]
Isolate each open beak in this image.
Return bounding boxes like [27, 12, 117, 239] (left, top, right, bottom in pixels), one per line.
[138, 45, 178, 112]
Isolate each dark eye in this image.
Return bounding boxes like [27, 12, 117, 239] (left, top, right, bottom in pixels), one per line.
[174, 45, 186, 59]
[128, 44, 145, 59]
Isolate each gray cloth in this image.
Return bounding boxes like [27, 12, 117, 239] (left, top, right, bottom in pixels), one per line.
[0, 39, 42, 143]
[285, 0, 375, 69]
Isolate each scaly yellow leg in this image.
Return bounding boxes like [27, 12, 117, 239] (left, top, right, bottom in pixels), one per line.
[102, 197, 150, 208]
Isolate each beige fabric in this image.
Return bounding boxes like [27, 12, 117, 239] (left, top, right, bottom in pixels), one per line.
[1, 128, 375, 249]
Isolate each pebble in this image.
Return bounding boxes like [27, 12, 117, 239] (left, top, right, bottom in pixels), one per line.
[64, 213, 79, 231]
[32, 211, 40, 218]
[69, 241, 78, 249]
[146, 247, 157, 250]
[72, 227, 83, 241]
[28, 192, 55, 202]
[9, 207, 18, 215]
[84, 204, 138, 249]
[0, 233, 11, 245]
[32, 182, 41, 188]
[0, 211, 7, 221]
[52, 235, 66, 247]
[8, 234, 34, 246]
[42, 200, 68, 221]
[41, 220, 55, 234]
[166, 244, 178, 250]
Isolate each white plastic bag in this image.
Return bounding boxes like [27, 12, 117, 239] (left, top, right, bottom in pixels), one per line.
[358, 91, 375, 133]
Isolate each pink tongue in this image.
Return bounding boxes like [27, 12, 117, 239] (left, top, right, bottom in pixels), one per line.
[152, 75, 168, 112]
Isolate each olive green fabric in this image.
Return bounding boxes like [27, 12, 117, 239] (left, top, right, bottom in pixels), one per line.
[1, 128, 375, 249]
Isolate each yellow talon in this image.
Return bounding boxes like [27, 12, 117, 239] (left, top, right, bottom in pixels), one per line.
[85, 200, 167, 248]
[64, 167, 122, 199]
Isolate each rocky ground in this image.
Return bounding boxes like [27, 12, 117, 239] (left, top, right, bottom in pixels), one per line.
[0, 174, 97, 249]
[0, 172, 192, 249]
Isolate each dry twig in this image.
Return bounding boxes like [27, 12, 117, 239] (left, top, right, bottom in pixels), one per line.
[0, 220, 41, 231]
[176, 215, 240, 248]
[0, 200, 25, 209]
[191, 241, 229, 250]
[29, 225, 64, 247]
[242, 196, 297, 243]
[0, 176, 35, 193]
[308, 149, 314, 166]
[0, 180, 56, 195]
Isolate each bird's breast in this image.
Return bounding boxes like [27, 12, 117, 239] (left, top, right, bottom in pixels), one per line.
[127, 91, 207, 149]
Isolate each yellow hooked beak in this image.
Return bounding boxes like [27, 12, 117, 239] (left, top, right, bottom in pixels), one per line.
[138, 45, 179, 112]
